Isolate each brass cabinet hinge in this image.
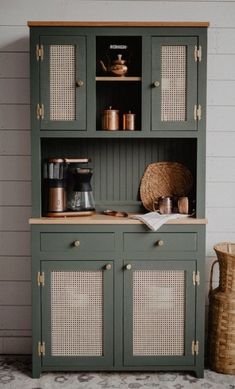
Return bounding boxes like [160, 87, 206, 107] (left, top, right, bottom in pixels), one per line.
[194, 105, 202, 121]
[192, 340, 199, 355]
[193, 271, 200, 286]
[36, 104, 44, 120]
[37, 272, 45, 286]
[194, 45, 202, 62]
[38, 341, 45, 356]
[36, 44, 44, 61]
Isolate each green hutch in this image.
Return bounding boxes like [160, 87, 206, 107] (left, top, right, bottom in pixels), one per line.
[28, 21, 208, 378]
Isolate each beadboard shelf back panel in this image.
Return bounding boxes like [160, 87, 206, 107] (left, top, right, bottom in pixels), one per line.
[41, 138, 197, 210]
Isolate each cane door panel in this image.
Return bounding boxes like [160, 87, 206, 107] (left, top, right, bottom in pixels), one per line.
[41, 260, 113, 367]
[151, 37, 198, 131]
[39, 36, 86, 130]
[124, 260, 196, 366]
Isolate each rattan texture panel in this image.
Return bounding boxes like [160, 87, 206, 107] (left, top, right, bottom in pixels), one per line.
[161, 46, 187, 122]
[50, 45, 76, 121]
[51, 271, 103, 356]
[133, 270, 185, 356]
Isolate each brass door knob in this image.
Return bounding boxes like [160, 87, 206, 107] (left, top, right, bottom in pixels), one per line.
[156, 239, 164, 247]
[105, 264, 112, 270]
[126, 264, 132, 270]
[76, 80, 84, 87]
[153, 80, 160, 87]
[73, 240, 80, 247]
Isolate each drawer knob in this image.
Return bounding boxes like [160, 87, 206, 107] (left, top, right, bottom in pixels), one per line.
[156, 239, 164, 247]
[126, 264, 132, 270]
[76, 79, 84, 87]
[153, 80, 160, 87]
[105, 263, 112, 270]
[73, 240, 80, 247]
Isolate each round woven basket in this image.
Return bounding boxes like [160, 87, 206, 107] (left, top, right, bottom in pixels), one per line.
[208, 242, 235, 374]
[140, 162, 193, 211]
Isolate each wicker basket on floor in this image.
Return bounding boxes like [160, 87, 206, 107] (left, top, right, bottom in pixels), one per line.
[208, 242, 235, 374]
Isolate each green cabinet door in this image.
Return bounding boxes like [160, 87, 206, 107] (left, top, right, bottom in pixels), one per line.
[124, 260, 196, 366]
[39, 36, 86, 131]
[41, 260, 113, 367]
[151, 37, 198, 131]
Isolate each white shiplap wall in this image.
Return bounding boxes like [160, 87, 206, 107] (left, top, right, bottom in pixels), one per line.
[0, 0, 235, 354]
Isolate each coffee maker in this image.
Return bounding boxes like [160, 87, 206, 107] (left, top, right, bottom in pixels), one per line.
[43, 158, 95, 215]
[43, 158, 67, 213]
[66, 158, 95, 213]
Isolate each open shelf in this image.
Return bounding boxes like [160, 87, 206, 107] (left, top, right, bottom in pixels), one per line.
[41, 137, 197, 215]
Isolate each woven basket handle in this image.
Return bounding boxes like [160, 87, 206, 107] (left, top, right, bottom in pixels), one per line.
[209, 259, 219, 295]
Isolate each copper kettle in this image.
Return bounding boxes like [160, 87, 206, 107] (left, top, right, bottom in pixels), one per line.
[100, 54, 128, 77]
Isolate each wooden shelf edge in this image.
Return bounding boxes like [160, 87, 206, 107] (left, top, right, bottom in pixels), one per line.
[96, 77, 141, 81]
[27, 21, 210, 27]
[29, 214, 208, 225]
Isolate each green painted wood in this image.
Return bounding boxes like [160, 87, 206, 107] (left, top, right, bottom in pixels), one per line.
[194, 225, 205, 378]
[40, 232, 115, 252]
[123, 260, 196, 366]
[41, 260, 114, 367]
[123, 232, 197, 252]
[30, 24, 207, 377]
[31, 229, 42, 378]
[151, 37, 198, 131]
[30, 29, 42, 217]
[196, 30, 207, 219]
[39, 35, 86, 131]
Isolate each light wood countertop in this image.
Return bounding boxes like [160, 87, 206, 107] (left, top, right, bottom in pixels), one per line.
[28, 21, 209, 27]
[29, 213, 207, 225]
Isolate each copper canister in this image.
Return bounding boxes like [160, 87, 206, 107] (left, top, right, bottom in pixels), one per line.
[123, 111, 135, 131]
[102, 106, 119, 131]
[178, 196, 189, 214]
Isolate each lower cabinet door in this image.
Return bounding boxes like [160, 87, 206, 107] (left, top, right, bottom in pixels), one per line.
[124, 260, 196, 366]
[41, 260, 113, 367]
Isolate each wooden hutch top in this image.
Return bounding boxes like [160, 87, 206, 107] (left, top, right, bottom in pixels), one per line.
[28, 21, 209, 27]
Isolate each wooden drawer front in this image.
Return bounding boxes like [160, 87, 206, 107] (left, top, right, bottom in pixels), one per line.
[40, 232, 115, 252]
[123, 232, 197, 252]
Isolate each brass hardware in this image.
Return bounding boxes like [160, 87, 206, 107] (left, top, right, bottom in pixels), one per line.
[194, 45, 202, 62]
[37, 272, 45, 286]
[36, 44, 44, 61]
[194, 105, 202, 121]
[105, 264, 112, 270]
[153, 81, 160, 87]
[192, 340, 199, 355]
[126, 264, 132, 270]
[193, 271, 200, 286]
[76, 80, 84, 87]
[36, 104, 44, 120]
[73, 240, 80, 247]
[38, 341, 45, 356]
[156, 239, 164, 247]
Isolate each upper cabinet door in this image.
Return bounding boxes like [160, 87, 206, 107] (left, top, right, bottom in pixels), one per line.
[39, 36, 86, 131]
[151, 37, 198, 131]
